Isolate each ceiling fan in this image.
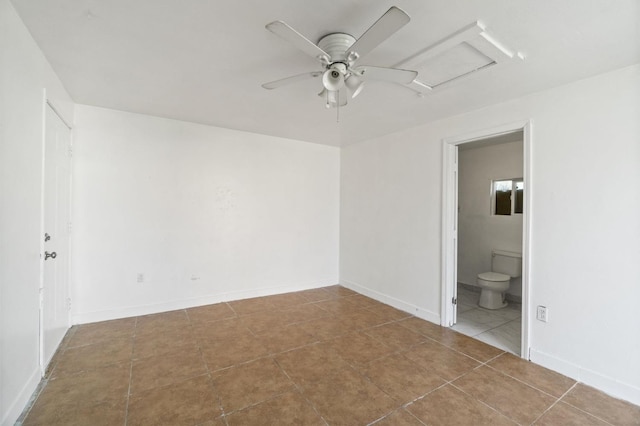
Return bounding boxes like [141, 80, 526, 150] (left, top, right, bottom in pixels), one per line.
[262, 6, 418, 109]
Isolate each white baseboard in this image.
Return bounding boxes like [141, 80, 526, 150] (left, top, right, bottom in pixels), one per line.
[72, 279, 337, 324]
[340, 279, 440, 325]
[530, 349, 640, 406]
[2, 367, 40, 426]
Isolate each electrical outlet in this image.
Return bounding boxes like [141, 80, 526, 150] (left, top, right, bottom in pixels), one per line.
[536, 305, 548, 322]
[137, 273, 144, 283]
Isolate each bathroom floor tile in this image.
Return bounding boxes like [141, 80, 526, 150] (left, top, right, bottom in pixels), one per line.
[474, 319, 521, 355]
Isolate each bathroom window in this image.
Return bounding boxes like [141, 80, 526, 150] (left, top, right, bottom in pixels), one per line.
[492, 178, 523, 215]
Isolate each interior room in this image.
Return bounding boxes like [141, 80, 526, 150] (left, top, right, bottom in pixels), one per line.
[2, 0, 640, 424]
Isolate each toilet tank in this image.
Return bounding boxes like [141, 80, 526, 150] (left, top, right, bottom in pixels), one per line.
[491, 250, 522, 277]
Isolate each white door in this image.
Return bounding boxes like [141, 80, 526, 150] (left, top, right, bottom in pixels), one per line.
[41, 104, 72, 372]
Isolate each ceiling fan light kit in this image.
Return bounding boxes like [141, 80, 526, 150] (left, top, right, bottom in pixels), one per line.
[262, 7, 521, 112]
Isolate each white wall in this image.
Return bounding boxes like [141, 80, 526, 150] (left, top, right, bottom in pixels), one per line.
[340, 64, 640, 404]
[458, 140, 523, 297]
[0, 0, 74, 424]
[72, 105, 339, 323]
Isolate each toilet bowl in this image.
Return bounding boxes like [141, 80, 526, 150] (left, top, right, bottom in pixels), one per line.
[477, 250, 522, 310]
[477, 272, 510, 309]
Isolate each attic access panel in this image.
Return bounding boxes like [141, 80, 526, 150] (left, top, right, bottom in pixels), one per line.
[417, 42, 495, 87]
[396, 21, 522, 93]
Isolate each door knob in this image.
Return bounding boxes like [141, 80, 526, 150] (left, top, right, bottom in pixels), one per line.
[44, 251, 57, 260]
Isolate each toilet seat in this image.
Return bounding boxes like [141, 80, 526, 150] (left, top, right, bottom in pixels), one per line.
[477, 271, 510, 282]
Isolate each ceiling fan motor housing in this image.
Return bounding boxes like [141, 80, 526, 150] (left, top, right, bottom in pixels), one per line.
[317, 33, 356, 63]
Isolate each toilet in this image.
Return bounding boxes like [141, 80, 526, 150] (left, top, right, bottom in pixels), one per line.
[477, 250, 522, 309]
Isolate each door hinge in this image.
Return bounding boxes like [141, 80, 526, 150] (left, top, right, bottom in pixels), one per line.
[66, 297, 72, 311]
[68, 146, 73, 158]
[67, 221, 72, 234]
[452, 297, 457, 305]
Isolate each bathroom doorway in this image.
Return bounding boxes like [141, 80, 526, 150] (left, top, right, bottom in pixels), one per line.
[441, 122, 531, 358]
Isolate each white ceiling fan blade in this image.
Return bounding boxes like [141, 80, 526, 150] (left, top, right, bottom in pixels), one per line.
[348, 6, 410, 61]
[266, 21, 331, 62]
[354, 66, 417, 84]
[262, 71, 322, 90]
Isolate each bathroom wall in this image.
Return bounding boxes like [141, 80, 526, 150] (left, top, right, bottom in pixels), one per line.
[458, 138, 524, 298]
[71, 105, 340, 324]
[0, 0, 74, 423]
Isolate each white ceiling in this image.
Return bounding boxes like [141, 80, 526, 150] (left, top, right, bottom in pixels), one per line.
[12, 0, 640, 146]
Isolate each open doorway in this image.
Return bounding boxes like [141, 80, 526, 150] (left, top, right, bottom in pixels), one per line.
[441, 121, 531, 358]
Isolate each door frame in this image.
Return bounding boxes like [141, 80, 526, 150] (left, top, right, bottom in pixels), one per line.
[39, 94, 73, 375]
[441, 120, 532, 359]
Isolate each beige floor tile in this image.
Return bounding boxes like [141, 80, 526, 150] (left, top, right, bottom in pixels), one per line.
[327, 332, 396, 366]
[255, 323, 319, 354]
[431, 331, 505, 362]
[24, 398, 127, 426]
[135, 309, 190, 336]
[300, 367, 398, 425]
[365, 322, 427, 350]
[534, 402, 609, 425]
[562, 383, 640, 425]
[26, 362, 129, 420]
[225, 391, 324, 425]
[213, 358, 295, 413]
[372, 408, 425, 426]
[265, 292, 310, 309]
[278, 303, 330, 325]
[398, 316, 458, 341]
[191, 317, 253, 341]
[227, 296, 276, 315]
[488, 353, 576, 397]
[453, 366, 556, 424]
[313, 297, 362, 314]
[322, 285, 357, 297]
[127, 375, 220, 426]
[131, 346, 208, 393]
[133, 325, 198, 359]
[52, 337, 133, 377]
[407, 384, 516, 426]
[66, 317, 135, 348]
[275, 343, 351, 385]
[200, 332, 269, 371]
[187, 303, 236, 323]
[367, 303, 412, 322]
[360, 353, 446, 404]
[403, 340, 480, 381]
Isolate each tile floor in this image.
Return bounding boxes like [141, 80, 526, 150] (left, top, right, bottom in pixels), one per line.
[452, 285, 522, 356]
[19, 285, 640, 425]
